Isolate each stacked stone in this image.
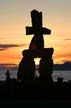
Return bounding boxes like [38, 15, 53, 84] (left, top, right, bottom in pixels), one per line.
[17, 10, 54, 83]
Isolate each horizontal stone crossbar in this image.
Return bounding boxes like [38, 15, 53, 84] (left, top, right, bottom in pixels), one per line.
[22, 48, 54, 58]
[26, 27, 51, 35]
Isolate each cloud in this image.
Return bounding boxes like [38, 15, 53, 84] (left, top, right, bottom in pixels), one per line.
[64, 38, 71, 41]
[0, 44, 19, 51]
[18, 44, 29, 47]
[0, 44, 28, 51]
[0, 63, 17, 70]
[0, 37, 3, 39]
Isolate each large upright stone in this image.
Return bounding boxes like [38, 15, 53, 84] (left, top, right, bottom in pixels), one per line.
[17, 57, 35, 81]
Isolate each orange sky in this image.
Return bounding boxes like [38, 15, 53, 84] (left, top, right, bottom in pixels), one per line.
[0, 0, 71, 66]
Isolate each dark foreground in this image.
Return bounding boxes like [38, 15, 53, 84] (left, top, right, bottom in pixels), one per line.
[0, 79, 71, 107]
[0, 78, 71, 100]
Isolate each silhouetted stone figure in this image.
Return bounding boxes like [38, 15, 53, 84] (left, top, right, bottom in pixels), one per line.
[17, 10, 54, 86]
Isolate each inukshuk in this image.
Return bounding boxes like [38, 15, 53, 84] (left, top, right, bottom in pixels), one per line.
[17, 10, 54, 82]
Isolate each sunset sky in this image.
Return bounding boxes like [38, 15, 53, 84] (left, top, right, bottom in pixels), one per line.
[0, 0, 71, 67]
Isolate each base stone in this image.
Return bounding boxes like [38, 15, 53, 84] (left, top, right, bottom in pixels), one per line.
[39, 58, 54, 85]
[17, 48, 54, 82]
[17, 57, 35, 81]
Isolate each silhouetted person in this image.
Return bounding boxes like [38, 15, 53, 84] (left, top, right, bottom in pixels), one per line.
[6, 70, 10, 82]
[57, 77, 63, 84]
